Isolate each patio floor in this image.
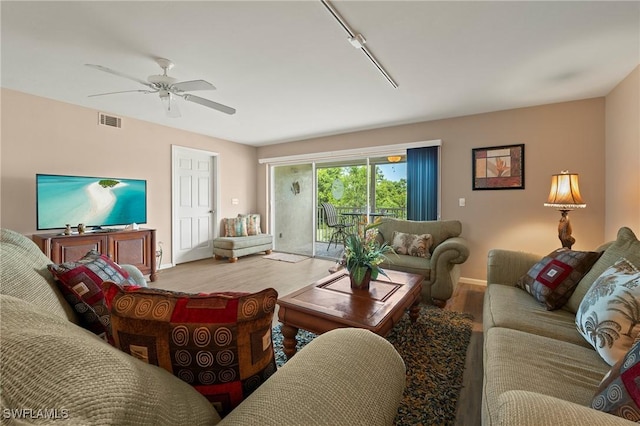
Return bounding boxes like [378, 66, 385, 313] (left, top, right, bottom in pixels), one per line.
[314, 241, 344, 260]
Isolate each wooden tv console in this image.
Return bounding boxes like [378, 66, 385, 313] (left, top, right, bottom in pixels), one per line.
[33, 228, 157, 282]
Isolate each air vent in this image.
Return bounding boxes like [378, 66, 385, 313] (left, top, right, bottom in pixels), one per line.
[98, 113, 122, 128]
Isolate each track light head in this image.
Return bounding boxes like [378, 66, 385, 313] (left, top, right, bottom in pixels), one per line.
[348, 34, 367, 49]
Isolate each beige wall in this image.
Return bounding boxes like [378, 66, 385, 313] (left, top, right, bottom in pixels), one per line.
[605, 65, 640, 237]
[0, 89, 258, 266]
[4, 72, 635, 281]
[257, 99, 607, 281]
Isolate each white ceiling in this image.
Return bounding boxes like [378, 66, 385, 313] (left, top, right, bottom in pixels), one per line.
[2, 1, 638, 147]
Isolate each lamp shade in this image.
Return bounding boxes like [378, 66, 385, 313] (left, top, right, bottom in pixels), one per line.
[544, 172, 586, 210]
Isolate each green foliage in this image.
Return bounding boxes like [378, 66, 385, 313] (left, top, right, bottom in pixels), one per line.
[98, 179, 120, 188]
[317, 165, 406, 210]
[344, 223, 394, 287]
[317, 168, 343, 204]
[376, 178, 407, 209]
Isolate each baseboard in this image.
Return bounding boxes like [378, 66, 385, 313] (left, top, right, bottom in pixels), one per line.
[158, 262, 174, 270]
[459, 277, 487, 286]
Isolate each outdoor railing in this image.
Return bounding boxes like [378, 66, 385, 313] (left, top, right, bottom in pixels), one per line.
[316, 206, 406, 243]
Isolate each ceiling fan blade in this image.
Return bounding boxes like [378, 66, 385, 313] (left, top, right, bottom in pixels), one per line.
[88, 89, 157, 97]
[160, 93, 181, 118]
[170, 80, 216, 92]
[85, 64, 157, 89]
[182, 94, 236, 115]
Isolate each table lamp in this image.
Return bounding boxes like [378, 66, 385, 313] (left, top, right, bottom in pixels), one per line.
[544, 171, 586, 249]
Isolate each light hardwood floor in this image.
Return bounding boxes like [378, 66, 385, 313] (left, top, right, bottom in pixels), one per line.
[152, 254, 485, 426]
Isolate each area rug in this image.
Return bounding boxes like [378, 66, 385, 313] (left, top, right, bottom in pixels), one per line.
[263, 252, 309, 263]
[272, 305, 473, 425]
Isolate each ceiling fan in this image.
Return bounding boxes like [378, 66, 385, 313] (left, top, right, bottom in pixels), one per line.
[85, 58, 236, 117]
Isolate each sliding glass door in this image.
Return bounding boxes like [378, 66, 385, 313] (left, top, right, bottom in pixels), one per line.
[315, 157, 407, 259]
[369, 156, 407, 220]
[316, 159, 368, 257]
[266, 143, 437, 260]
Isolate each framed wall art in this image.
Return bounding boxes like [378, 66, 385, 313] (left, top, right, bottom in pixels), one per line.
[472, 144, 524, 190]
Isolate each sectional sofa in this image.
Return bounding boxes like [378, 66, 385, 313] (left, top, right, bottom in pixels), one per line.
[482, 227, 640, 425]
[0, 228, 406, 425]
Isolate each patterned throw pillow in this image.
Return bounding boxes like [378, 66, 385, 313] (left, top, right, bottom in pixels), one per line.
[224, 217, 248, 237]
[566, 227, 640, 314]
[239, 214, 261, 236]
[102, 282, 278, 417]
[391, 231, 433, 259]
[516, 248, 601, 310]
[576, 258, 640, 365]
[48, 250, 134, 341]
[592, 339, 640, 421]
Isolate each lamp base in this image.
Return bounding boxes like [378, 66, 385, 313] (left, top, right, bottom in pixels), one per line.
[558, 210, 575, 250]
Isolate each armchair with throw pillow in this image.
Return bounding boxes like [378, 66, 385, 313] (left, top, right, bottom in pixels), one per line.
[375, 218, 470, 307]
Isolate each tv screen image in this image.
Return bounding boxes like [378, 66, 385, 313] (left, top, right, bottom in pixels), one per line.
[36, 174, 147, 230]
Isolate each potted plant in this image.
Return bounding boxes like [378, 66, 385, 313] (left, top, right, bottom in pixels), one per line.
[344, 222, 394, 289]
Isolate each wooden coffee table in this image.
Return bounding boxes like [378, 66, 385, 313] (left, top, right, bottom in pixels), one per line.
[277, 269, 423, 358]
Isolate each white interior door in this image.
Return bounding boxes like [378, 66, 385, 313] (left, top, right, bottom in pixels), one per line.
[173, 146, 217, 264]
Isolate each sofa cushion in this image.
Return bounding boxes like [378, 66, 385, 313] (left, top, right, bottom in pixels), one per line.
[515, 248, 601, 310]
[495, 390, 637, 426]
[576, 258, 640, 365]
[103, 283, 278, 417]
[224, 217, 248, 237]
[380, 253, 431, 278]
[221, 328, 406, 426]
[483, 327, 609, 425]
[213, 235, 273, 250]
[592, 339, 640, 421]
[391, 231, 432, 259]
[483, 283, 591, 348]
[566, 227, 640, 314]
[0, 294, 221, 425]
[48, 250, 134, 340]
[0, 228, 78, 323]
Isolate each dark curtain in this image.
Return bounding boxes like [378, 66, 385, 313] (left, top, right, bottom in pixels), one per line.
[406, 146, 439, 221]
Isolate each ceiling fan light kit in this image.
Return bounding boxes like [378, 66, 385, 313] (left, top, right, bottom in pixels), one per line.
[159, 91, 181, 118]
[86, 57, 236, 116]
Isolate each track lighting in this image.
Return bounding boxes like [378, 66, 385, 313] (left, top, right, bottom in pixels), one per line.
[320, 0, 398, 89]
[348, 34, 366, 49]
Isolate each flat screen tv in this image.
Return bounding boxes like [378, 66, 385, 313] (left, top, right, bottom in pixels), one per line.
[36, 174, 147, 230]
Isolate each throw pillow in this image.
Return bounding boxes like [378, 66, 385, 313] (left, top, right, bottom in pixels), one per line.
[576, 258, 640, 365]
[102, 282, 278, 417]
[239, 214, 261, 236]
[224, 217, 248, 237]
[516, 248, 601, 310]
[391, 231, 432, 259]
[566, 227, 640, 314]
[592, 339, 640, 421]
[48, 250, 134, 341]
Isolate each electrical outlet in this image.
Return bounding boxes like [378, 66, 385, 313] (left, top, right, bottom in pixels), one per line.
[459, 198, 466, 207]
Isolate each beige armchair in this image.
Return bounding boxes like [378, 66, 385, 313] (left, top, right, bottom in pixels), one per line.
[375, 218, 470, 307]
